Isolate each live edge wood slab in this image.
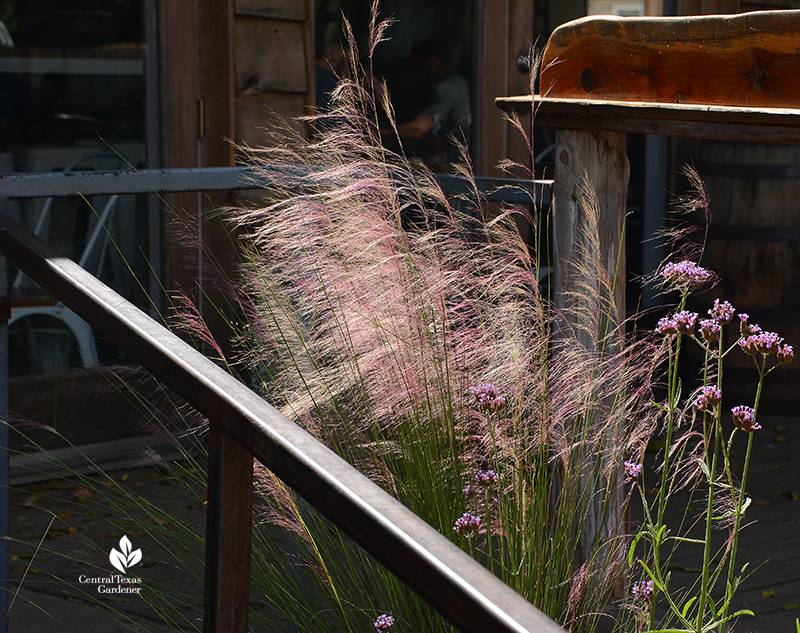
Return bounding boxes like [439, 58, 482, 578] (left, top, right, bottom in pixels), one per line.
[494, 11, 800, 564]
[496, 10, 800, 143]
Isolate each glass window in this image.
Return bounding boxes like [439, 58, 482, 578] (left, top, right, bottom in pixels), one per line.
[315, 0, 474, 173]
[2, 0, 153, 373]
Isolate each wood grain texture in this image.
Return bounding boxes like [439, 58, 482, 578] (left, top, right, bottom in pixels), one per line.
[203, 428, 254, 633]
[235, 92, 306, 147]
[496, 95, 800, 142]
[540, 10, 800, 108]
[234, 17, 309, 94]
[474, 0, 534, 176]
[553, 129, 628, 324]
[234, 0, 306, 20]
[553, 130, 629, 565]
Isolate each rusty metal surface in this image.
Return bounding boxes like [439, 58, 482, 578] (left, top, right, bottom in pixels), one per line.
[0, 214, 566, 633]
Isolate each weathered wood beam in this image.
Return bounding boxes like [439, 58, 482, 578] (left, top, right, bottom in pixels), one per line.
[539, 11, 800, 108]
[497, 96, 800, 143]
[552, 129, 629, 566]
[552, 130, 628, 327]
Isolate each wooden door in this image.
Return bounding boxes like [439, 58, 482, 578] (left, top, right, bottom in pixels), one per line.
[475, 0, 534, 177]
[233, 0, 316, 149]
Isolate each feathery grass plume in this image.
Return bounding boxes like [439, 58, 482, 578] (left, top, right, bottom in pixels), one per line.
[216, 8, 664, 632]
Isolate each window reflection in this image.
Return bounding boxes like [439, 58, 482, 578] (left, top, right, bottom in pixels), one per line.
[2, 1, 149, 374]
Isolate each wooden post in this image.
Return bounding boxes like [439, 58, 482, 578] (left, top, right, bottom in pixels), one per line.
[553, 129, 627, 328]
[203, 425, 254, 633]
[552, 128, 629, 563]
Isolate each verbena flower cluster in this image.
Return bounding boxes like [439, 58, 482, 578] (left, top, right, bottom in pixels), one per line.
[475, 469, 500, 487]
[453, 512, 481, 536]
[731, 405, 760, 433]
[739, 330, 786, 356]
[656, 310, 697, 336]
[661, 260, 712, 289]
[634, 254, 793, 628]
[656, 270, 791, 438]
[695, 385, 722, 412]
[470, 384, 507, 412]
[624, 461, 642, 480]
[374, 614, 395, 632]
[632, 579, 654, 603]
[699, 319, 720, 342]
[453, 392, 510, 540]
[709, 299, 735, 324]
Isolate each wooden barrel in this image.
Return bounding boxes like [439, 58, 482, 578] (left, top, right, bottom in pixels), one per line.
[695, 140, 800, 414]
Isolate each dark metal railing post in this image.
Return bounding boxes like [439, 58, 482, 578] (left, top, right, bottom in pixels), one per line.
[203, 421, 254, 633]
[0, 195, 9, 633]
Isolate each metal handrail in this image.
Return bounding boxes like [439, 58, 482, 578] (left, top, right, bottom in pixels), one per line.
[0, 170, 563, 633]
[0, 166, 550, 204]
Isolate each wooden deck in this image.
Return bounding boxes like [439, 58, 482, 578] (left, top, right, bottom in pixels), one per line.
[654, 414, 800, 632]
[5, 414, 799, 632]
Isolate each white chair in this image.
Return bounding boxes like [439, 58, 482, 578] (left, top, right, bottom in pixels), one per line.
[10, 152, 131, 373]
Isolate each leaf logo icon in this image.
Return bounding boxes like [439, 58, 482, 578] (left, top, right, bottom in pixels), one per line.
[109, 535, 142, 574]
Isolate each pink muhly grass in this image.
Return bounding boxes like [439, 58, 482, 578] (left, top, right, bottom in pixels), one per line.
[214, 13, 666, 631]
[170, 289, 226, 361]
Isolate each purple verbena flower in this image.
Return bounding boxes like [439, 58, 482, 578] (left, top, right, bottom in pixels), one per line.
[673, 311, 698, 335]
[463, 484, 476, 498]
[738, 335, 758, 356]
[475, 469, 500, 488]
[624, 461, 642, 480]
[739, 313, 762, 337]
[756, 331, 783, 355]
[732, 405, 761, 433]
[453, 512, 481, 536]
[695, 385, 722, 412]
[374, 614, 395, 632]
[470, 384, 506, 412]
[656, 316, 678, 337]
[661, 261, 712, 290]
[778, 344, 794, 365]
[709, 299, 735, 324]
[699, 318, 721, 343]
[739, 331, 783, 356]
[632, 579, 654, 602]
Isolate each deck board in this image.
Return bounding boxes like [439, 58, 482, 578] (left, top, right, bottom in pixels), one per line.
[647, 414, 800, 632]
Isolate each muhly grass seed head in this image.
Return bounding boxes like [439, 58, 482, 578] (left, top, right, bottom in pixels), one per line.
[220, 15, 670, 627]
